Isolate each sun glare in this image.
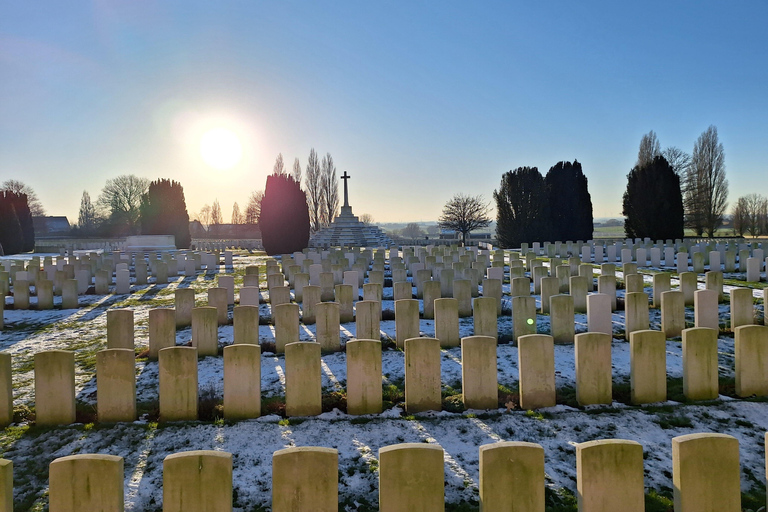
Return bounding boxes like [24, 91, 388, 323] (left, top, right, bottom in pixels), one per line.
[199, 128, 243, 170]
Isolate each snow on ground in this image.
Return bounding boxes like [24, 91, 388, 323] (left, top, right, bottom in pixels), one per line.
[1, 251, 768, 510]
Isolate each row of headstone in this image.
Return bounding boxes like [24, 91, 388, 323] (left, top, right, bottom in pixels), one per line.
[1, 248, 236, 311]
[1, 432, 747, 511]
[6, 326, 767, 427]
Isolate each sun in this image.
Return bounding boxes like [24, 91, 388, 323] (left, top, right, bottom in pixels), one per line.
[199, 128, 243, 170]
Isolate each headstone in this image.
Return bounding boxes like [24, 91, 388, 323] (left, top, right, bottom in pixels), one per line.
[233, 305, 259, 345]
[36, 279, 54, 310]
[597, 275, 616, 311]
[207, 287, 228, 325]
[315, 302, 341, 351]
[0, 353, 11, 427]
[346, 339, 383, 415]
[482, 278, 502, 316]
[461, 336, 497, 410]
[625, 292, 650, 335]
[95, 269, 110, 294]
[272, 447, 338, 512]
[223, 344, 261, 419]
[661, 290, 685, 338]
[517, 334, 555, 409]
[13, 279, 30, 309]
[704, 271, 723, 301]
[512, 296, 536, 341]
[434, 298, 460, 348]
[355, 300, 380, 341]
[652, 273, 671, 308]
[155, 261, 168, 284]
[550, 294, 574, 344]
[574, 332, 612, 405]
[378, 444, 444, 511]
[0, 458, 10, 512]
[629, 330, 666, 404]
[586, 293, 612, 335]
[672, 433, 740, 512]
[730, 287, 755, 329]
[570, 276, 589, 313]
[49, 454, 124, 512]
[404, 337, 441, 413]
[394, 299, 420, 349]
[540, 277, 559, 314]
[107, 309, 134, 349]
[734, 325, 768, 397]
[319, 272, 335, 302]
[162, 451, 232, 512]
[174, 288, 194, 328]
[479, 441, 544, 512]
[473, 297, 498, 340]
[61, 279, 79, 309]
[625, 273, 644, 293]
[149, 308, 176, 359]
[746, 257, 761, 282]
[270, 299, 299, 351]
[576, 440, 644, 512]
[34, 350, 75, 426]
[334, 284, 354, 323]
[159, 346, 198, 421]
[293, 273, 309, 303]
[218, 275, 235, 305]
[681, 327, 718, 400]
[694, 289, 719, 330]
[239, 286, 260, 307]
[96, 348, 137, 422]
[679, 272, 697, 306]
[285, 342, 321, 417]
[532, 266, 547, 295]
[510, 277, 530, 297]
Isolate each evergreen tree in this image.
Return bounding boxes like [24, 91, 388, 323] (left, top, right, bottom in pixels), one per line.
[622, 156, 684, 241]
[1, 191, 34, 252]
[139, 179, 191, 249]
[545, 160, 593, 242]
[78, 191, 98, 235]
[0, 192, 24, 255]
[260, 174, 310, 255]
[494, 167, 551, 248]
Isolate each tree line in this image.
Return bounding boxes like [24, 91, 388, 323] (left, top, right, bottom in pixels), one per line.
[622, 126, 730, 240]
[492, 160, 593, 248]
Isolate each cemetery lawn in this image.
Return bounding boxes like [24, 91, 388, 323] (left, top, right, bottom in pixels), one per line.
[1, 251, 768, 511]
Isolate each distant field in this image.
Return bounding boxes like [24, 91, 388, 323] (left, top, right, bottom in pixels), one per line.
[593, 226, 747, 240]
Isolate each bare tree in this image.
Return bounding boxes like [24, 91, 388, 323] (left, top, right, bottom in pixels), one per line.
[401, 222, 423, 240]
[292, 158, 302, 183]
[731, 198, 747, 237]
[231, 202, 243, 224]
[273, 153, 285, 175]
[438, 194, 492, 246]
[358, 213, 374, 226]
[637, 130, 661, 168]
[662, 146, 691, 175]
[687, 125, 728, 237]
[78, 191, 98, 234]
[210, 199, 223, 225]
[2, 180, 45, 216]
[97, 174, 149, 233]
[737, 193, 768, 237]
[320, 153, 339, 226]
[197, 205, 211, 228]
[304, 148, 322, 231]
[245, 191, 263, 224]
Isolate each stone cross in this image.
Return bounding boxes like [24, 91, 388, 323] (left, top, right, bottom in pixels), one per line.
[341, 171, 350, 207]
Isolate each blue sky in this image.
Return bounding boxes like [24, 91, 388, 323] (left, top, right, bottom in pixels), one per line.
[2, 1, 766, 224]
